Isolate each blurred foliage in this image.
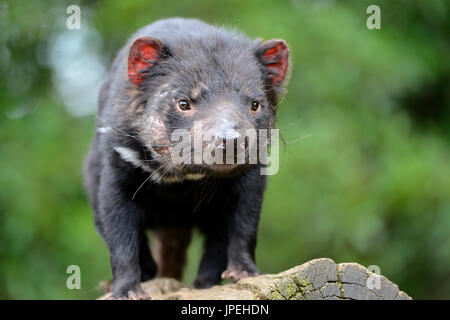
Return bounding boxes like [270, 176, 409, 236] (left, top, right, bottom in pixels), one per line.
[0, 0, 449, 299]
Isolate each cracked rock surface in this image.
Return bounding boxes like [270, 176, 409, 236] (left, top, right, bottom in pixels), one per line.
[99, 258, 411, 300]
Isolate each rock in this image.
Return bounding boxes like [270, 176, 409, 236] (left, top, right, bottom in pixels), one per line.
[98, 258, 412, 300]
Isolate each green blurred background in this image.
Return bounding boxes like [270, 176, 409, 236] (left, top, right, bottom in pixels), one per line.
[0, 0, 449, 299]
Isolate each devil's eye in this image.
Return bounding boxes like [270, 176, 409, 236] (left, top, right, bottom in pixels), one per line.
[177, 99, 191, 111]
[250, 101, 261, 113]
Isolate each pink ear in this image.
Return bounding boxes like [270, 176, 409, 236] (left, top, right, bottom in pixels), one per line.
[257, 40, 289, 87]
[128, 37, 163, 85]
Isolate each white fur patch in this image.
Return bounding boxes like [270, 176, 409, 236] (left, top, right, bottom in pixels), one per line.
[97, 126, 111, 133]
[160, 176, 184, 183]
[113, 147, 152, 173]
[184, 173, 206, 181]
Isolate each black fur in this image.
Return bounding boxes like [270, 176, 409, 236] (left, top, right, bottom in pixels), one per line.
[84, 18, 289, 298]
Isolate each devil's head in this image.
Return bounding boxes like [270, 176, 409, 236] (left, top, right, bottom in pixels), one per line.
[126, 31, 290, 177]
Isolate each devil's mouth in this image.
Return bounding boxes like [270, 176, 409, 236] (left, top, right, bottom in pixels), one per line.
[206, 162, 241, 172]
[192, 162, 250, 178]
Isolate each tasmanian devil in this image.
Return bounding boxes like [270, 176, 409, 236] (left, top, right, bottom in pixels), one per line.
[83, 18, 290, 299]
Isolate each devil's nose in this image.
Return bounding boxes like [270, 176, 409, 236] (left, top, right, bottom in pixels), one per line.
[217, 128, 241, 141]
[214, 129, 240, 150]
[212, 118, 241, 140]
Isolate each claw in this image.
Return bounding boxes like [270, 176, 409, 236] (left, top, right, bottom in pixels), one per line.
[221, 268, 259, 282]
[106, 289, 151, 300]
[128, 290, 150, 300]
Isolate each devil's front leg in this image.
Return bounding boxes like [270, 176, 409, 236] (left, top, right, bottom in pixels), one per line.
[194, 223, 228, 289]
[96, 162, 153, 300]
[221, 169, 266, 282]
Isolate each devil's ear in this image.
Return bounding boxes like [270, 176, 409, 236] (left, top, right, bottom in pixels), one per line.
[128, 37, 165, 86]
[256, 39, 290, 88]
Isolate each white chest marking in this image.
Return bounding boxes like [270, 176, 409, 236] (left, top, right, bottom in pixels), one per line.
[113, 146, 207, 184]
[184, 173, 206, 181]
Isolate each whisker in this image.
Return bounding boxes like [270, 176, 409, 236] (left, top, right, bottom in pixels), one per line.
[279, 116, 304, 129]
[132, 174, 153, 200]
[131, 163, 168, 200]
[94, 113, 143, 143]
[283, 133, 312, 144]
